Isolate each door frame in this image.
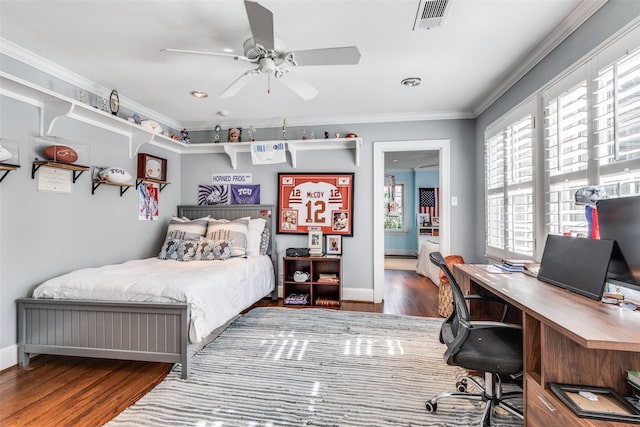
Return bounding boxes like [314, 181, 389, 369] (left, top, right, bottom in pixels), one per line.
[373, 139, 451, 303]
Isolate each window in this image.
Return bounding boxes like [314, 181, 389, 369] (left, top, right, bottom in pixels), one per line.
[484, 24, 640, 260]
[384, 182, 406, 231]
[485, 103, 535, 259]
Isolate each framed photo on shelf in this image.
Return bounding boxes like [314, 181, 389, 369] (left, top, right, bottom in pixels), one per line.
[417, 213, 430, 227]
[277, 173, 355, 236]
[137, 153, 167, 181]
[549, 383, 640, 423]
[308, 228, 323, 251]
[326, 235, 342, 255]
[431, 216, 440, 226]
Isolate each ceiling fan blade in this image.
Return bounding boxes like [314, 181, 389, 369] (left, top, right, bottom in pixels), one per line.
[244, 1, 274, 51]
[288, 46, 361, 66]
[278, 73, 319, 100]
[220, 69, 260, 98]
[161, 48, 252, 62]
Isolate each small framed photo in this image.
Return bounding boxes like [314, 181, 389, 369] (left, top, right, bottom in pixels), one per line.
[417, 213, 430, 227]
[308, 227, 323, 251]
[137, 153, 167, 181]
[326, 235, 342, 255]
[549, 383, 640, 423]
[228, 127, 242, 143]
[431, 216, 440, 226]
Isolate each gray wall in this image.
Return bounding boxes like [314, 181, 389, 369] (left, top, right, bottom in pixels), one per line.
[0, 95, 180, 351]
[182, 119, 476, 295]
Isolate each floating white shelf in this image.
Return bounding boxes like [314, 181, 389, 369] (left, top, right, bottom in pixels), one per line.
[0, 72, 362, 168]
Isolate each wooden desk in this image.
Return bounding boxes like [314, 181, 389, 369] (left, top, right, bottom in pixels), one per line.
[454, 264, 640, 427]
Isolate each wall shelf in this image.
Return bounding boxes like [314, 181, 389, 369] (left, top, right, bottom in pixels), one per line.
[32, 161, 89, 183]
[1, 72, 362, 168]
[0, 164, 20, 183]
[135, 178, 170, 192]
[92, 180, 133, 196]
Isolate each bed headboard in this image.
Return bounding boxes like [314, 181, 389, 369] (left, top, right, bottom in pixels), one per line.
[177, 204, 276, 256]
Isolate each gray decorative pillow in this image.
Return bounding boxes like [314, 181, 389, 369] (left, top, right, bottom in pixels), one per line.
[206, 217, 249, 257]
[165, 217, 209, 241]
[157, 238, 198, 261]
[259, 226, 270, 255]
[193, 239, 234, 261]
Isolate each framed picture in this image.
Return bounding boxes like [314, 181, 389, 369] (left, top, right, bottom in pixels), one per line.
[228, 127, 242, 143]
[277, 173, 355, 236]
[308, 228, 323, 251]
[326, 235, 342, 255]
[431, 216, 440, 226]
[549, 383, 640, 423]
[417, 213, 430, 227]
[137, 153, 167, 182]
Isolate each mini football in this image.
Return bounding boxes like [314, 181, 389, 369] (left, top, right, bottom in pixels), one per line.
[44, 145, 78, 164]
[98, 166, 132, 184]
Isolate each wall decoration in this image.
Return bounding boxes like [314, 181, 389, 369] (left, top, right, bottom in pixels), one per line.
[231, 184, 261, 204]
[419, 187, 440, 219]
[198, 185, 230, 205]
[228, 127, 241, 142]
[137, 153, 167, 182]
[251, 141, 286, 165]
[37, 166, 72, 194]
[212, 173, 252, 184]
[278, 173, 354, 236]
[138, 181, 159, 220]
[326, 235, 342, 255]
[308, 227, 323, 253]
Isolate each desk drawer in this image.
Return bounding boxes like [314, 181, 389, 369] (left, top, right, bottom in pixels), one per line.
[526, 378, 579, 426]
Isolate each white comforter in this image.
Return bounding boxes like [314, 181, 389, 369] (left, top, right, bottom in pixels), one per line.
[33, 256, 275, 343]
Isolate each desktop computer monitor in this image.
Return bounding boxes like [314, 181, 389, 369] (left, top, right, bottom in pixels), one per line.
[537, 235, 615, 300]
[597, 195, 640, 292]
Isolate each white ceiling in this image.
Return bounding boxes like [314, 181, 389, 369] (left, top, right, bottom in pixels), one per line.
[0, 0, 603, 131]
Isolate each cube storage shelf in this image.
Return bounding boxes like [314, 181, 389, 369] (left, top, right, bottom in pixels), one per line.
[283, 256, 342, 308]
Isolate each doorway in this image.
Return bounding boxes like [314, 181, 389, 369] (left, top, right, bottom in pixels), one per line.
[373, 140, 451, 303]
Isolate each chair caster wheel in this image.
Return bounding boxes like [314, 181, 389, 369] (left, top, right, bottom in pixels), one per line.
[456, 380, 467, 393]
[425, 401, 437, 413]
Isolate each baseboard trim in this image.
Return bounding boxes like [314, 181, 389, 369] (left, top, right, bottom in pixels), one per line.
[0, 344, 18, 372]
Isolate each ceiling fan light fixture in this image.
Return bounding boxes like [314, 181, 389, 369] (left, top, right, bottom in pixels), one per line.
[401, 77, 422, 87]
[190, 90, 209, 98]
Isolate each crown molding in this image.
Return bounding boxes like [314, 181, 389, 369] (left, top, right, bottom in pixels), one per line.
[0, 38, 181, 130]
[472, 0, 608, 117]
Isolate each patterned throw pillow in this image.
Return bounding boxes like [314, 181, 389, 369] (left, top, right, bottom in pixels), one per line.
[193, 239, 234, 261]
[206, 217, 249, 257]
[165, 217, 209, 241]
[157, 238, 199, 261]
[259, 226, 270, 255]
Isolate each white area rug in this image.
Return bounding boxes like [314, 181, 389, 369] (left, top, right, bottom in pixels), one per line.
[108, 307, 522, 426]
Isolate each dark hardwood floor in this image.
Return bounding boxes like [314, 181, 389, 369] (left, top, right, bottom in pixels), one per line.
[0, 267, 439, 426]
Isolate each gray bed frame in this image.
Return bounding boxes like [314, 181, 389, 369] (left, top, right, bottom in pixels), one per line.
[17, 204, 278, 379]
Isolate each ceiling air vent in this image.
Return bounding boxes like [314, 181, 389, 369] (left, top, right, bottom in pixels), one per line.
[413, 0, 449, 30]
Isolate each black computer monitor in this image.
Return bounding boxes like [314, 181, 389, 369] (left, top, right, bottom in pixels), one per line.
[537, 235, 615, 300]
[597, 195, 640, 292]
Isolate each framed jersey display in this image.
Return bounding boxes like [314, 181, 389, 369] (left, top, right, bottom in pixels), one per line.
[278, 173, 354, 236]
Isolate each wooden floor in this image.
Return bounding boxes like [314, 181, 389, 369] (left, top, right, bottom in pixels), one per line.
[0, 267, 439, 426]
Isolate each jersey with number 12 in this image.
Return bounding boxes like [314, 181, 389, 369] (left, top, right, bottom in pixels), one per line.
[287, 181, 343, 227]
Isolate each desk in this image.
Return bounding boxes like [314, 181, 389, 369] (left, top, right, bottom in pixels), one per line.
[454, 264, 640, 427]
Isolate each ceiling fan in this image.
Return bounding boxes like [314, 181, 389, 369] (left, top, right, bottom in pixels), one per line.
[161, 0, 361, 100]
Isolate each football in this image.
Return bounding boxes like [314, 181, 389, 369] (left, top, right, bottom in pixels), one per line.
[98, 167, 132, 184]
[43, 145, 78, 164]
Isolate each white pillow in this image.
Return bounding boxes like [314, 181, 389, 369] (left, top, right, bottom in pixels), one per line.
[206, 217, 249, 257]
[246, 218, 267, 256]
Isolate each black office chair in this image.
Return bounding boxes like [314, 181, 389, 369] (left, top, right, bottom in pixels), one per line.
[425, 252, 524, 426]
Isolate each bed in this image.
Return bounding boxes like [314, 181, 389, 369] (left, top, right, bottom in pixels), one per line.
[17, 204, 277, 379]
[416, 237, 441, 285]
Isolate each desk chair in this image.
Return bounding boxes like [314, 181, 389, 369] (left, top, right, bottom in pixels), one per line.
[425, 252, 524, 426]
